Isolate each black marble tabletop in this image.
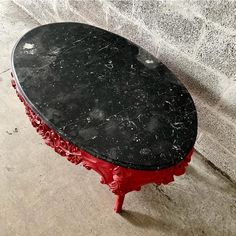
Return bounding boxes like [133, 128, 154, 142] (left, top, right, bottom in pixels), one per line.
[12, 23, 197, 170]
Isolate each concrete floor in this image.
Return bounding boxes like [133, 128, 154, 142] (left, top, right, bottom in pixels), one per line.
[0, 0, 236, 235]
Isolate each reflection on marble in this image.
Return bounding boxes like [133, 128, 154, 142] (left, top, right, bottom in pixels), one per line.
[12, 23, 197, 170]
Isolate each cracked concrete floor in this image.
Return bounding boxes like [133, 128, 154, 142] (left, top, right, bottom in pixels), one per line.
[0, 0, 236, 235]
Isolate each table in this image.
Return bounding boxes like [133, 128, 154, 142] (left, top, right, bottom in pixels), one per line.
[11, 22, 197, 213]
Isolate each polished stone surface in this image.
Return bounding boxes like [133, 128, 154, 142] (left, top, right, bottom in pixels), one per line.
[12, 22, 197, 170]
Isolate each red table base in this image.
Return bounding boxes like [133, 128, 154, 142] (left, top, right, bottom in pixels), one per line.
[11, 77, 193, 213]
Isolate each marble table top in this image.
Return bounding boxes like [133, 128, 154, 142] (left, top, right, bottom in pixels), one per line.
[12, 23, 197, 170]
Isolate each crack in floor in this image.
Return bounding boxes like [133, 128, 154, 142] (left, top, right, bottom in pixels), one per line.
[0, 68, 10, 75]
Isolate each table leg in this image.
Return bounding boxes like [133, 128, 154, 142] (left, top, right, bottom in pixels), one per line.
[114, 195, 125, 213]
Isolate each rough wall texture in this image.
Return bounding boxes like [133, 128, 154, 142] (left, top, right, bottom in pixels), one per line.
[12, 0, 236, 182]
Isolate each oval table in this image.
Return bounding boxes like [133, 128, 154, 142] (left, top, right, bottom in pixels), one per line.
[11, 23, 197, 213]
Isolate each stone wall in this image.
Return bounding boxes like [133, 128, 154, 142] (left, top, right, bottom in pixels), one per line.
[13, 0, 236, 181]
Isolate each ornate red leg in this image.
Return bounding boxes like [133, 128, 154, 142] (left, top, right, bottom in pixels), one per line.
[11, 75, 193, 213]
[114, 195, 125, 213]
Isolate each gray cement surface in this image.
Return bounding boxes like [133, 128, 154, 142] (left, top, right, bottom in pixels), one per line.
[0, 0, 236, 235]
